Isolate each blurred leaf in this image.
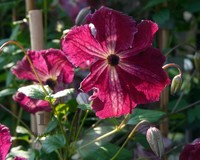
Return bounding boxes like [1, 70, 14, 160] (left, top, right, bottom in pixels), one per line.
[45, 116, 58, 133]
[10, 24, 20, 40]
[183, 0, 200, 13]
[18, 84, 52, 100]
[66, 99, 78, 112]
[16, 125, 30, 134]
[79, 143, 132, 160]
[187, 108, 195, 123]
[55, 103, 69, 117]
[6, 71, 14, 87]
[48, 88, 74, 99]
[152, 9, 170, 25]
[143, 0, 165, 10]
[42, 134, 66, 153]
[78, 103, 92, 111]
[0, 88, 16, 97]
[128, 108, 165, 125]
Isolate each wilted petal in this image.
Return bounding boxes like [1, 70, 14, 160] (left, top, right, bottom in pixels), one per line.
[61, 25, 105, 68]
[87, 6, 137, 52]
[13, 92, 51, 114]
[0, 124, 12, 160]
[179, 138, 200, 160]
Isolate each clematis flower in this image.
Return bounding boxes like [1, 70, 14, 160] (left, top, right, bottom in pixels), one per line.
[0, 124, 27, 160]
[12, 49, 74, 91]
[61, 6, 170, 118]
[13, 92, 51, 114]
[179, 138, 200, 160]
[0, 124, 12, 160]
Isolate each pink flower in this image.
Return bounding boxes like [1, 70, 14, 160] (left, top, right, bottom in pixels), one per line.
[12, 49, 74, 91]
[0, 124, 27, 160]
[179, 138, 200, 160]
[13, 92, 51, 114]
[61, 7, 170, 118]
[0, 124, 12, 160]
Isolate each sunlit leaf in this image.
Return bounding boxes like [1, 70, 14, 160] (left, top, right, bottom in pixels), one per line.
[42, 134, 66, 153]
[128, 108, 165, 125]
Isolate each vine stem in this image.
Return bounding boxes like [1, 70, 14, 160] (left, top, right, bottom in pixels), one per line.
[110, 120, 149, 160]
[0, 104, 32, 135]
[162, 63, 182, 78]
[75, 109, 89, 141]
[0, 40, 48, 96]
[79, 114, 130, 149]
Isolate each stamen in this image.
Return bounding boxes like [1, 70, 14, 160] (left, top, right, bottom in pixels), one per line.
[107, 54, 120, 66]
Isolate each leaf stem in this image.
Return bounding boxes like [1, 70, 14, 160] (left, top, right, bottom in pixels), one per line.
[110, 120, 148, 160]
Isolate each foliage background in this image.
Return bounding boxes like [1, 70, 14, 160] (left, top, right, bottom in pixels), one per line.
[1, 0, 200, 159]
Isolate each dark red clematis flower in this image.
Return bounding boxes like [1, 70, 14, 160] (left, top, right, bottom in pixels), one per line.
[0, 124, 12, 160]
[179, 138, 200, 160]
[13, 92, 51, 114]
[0, 124, 27, 160]
[61, 6, 170, 118]
[12, 49, 74, 91]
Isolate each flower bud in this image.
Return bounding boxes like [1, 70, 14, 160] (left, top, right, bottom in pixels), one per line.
[76, 92, 90, 105]
[171, 74, 182, 95]
[146, 127, 164, 158]
[194, 51, 200, 72]
[75, 6, 91, 26]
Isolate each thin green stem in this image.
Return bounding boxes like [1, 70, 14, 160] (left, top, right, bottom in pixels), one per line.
[0, 40, 48, 95]
[79, 115, 130, 149]
[75, 110, 89, 141]
[43, 0, 47, 46]
[110, 120, 148, 160]
[165, 43, 196, 57]
[0, 103, 32, 135]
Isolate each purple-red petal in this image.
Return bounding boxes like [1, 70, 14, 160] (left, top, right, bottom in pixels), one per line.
[119, 20, 158, 58]
[12, 49, 74, 86]
[12, 50, 48, 82]
[13, 92, 51, 114]
[0, 124, 12, 160]
[61, 25, 105, 68]
[87, 6, 137, 52]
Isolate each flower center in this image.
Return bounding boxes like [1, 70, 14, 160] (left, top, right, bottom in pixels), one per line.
[107, 54, 120, 66]
[46, 78, 57, 89]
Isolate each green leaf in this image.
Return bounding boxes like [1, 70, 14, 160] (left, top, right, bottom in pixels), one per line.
[143, 0, 165, 10]
[55, 103, 69, 116]
[45, 116, 58, 133]
[78, 103, 92, 111]
[152, 9, 170, 25]
[48, 88, 74, 99]
[0, 88, 16, 97]
[42, 134, 66, 153]
[128, 108, 165, 125]
[16, 125, 30, 134]
[18, 84, 52, 100]
[79, 143, 132, 160]
[183, 0, 200, 13]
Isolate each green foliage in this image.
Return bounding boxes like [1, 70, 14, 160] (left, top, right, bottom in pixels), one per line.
[42, 134, 66, 153]
[128, 108, 166, 125]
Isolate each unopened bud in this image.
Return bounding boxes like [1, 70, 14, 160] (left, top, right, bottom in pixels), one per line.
[194, 51, 200, 72]
[75, 7, 91, 26]
[146, 127, 164, 158]
[171, 74, 182, 95]
[76, 92, 90, 105]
